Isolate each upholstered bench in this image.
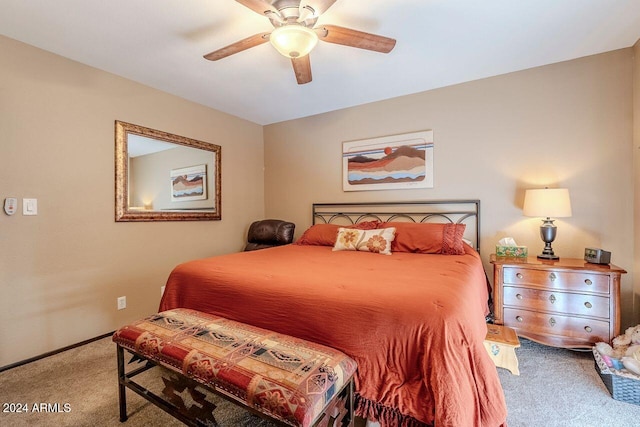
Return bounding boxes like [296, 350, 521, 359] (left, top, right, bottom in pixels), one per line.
[113, 308, 357, 427]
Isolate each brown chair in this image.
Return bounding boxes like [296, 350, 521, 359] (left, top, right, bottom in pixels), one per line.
[244, 219, 295, 251]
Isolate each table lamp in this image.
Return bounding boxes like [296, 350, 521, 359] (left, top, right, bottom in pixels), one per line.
[523, 188, 572, 260]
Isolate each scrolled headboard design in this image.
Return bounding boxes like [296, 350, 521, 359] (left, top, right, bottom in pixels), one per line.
[312, 200, 481, 252]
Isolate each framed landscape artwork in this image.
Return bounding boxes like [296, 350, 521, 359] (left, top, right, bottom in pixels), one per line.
[342, 130, 434, 191]
[170, 164, 207, 202]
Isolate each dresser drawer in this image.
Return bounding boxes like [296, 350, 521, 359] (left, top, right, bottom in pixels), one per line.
[503, 286, 610, 319]
[503, 307, 610, 343]
[503, 267, 609, 294]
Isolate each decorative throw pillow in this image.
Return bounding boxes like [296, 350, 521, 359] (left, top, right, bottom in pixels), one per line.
[332, 227, 396, 255]
[441, 223, 467, 255]
[296, 221, 381, 246]
[380, 222, 466, 255]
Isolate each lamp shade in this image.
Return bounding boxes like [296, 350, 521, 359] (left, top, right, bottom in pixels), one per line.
[523, 188, 572, 218]
[270, 25, 318, 58]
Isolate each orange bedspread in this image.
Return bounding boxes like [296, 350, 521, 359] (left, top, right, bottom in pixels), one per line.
[159, 244, 507, 427]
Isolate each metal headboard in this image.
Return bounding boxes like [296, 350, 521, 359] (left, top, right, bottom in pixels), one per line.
[312, 200, 481, 252]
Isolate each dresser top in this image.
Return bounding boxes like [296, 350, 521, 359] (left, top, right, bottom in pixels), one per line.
[490, 254, 626, 274]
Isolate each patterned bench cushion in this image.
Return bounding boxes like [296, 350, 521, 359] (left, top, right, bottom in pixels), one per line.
[112, 308, 357, 427]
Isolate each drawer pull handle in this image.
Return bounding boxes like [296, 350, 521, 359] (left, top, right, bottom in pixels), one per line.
[549, 294, 556, 303]
[584, 301, 592, 309]
[516, 273, 523, 279]
[585, 279, 592, 286]
[516, 293, 523, 300]
[549, 317, 556, 327]
[585, 326, 592, 333]
[516, 316, 523, 323]
[549, 272, 557, 281]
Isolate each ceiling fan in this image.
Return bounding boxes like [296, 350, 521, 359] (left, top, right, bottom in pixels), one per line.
[203, 0, 396, 84]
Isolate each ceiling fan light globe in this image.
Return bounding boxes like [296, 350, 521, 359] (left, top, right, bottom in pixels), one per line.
[270, 25, 318, 58]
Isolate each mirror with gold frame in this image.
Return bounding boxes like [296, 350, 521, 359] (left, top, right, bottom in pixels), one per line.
[115, 120, 221, 222]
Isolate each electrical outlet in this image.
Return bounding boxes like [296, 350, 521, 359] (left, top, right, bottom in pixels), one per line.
[117, 296, 126, 310]
[160, 286, 166, 297]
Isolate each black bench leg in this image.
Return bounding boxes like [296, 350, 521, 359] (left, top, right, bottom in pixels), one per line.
[116, 344, 128, 422]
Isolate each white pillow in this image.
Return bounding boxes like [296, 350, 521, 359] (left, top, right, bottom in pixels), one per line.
[332, 227, 396, 255]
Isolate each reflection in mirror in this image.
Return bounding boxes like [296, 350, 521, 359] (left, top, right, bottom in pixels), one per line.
[115, 121, 221, 222]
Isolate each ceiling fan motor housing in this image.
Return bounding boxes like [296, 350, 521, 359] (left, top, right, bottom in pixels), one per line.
[266, 0, 316, 26]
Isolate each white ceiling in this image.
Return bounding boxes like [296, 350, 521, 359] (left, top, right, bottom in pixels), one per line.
[127, 134, 176, 158]
[2, 0, 640, 125]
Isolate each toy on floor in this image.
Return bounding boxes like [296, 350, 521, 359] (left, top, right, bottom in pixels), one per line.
[595, 324, 640, 375]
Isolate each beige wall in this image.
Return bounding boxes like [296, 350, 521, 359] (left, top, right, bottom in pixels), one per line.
[265, 48, 638, 329]
[0, 36, 264, 367]
[634, 40, 640, 327]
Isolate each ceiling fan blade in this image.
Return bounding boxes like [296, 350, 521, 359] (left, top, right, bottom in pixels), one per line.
[291, 55, 312, 84]
[235, 0, 278, 16]
[317, 24, 396, 53]
[203, 32, 270, 61]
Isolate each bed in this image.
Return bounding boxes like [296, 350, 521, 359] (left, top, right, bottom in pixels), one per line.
[159, 201, 507, 427]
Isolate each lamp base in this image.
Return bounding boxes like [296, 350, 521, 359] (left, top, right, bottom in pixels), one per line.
[537, 253, 559, 261]
[538, 219, 559, 260]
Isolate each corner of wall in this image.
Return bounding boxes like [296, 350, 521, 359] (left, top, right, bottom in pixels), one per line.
[633, 38, 640, 324]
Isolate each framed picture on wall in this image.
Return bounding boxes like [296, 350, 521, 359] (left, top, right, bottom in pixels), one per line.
[170, 164, 207, 202]
[342, 130, 434, 191]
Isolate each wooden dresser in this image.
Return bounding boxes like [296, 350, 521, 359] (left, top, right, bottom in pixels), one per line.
[490, 255, 626, 349]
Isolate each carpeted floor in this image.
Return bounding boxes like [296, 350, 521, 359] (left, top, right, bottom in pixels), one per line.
[0, 334, 282, 427]
[497, 338, 639, 426]
[0, 336, 638, 426]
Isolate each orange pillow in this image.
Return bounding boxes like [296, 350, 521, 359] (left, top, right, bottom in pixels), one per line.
[380, 222, 466, 255]
[296, 221, 380, 246]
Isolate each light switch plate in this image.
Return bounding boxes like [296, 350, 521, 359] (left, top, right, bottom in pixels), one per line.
[23, 198, 37, 215]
